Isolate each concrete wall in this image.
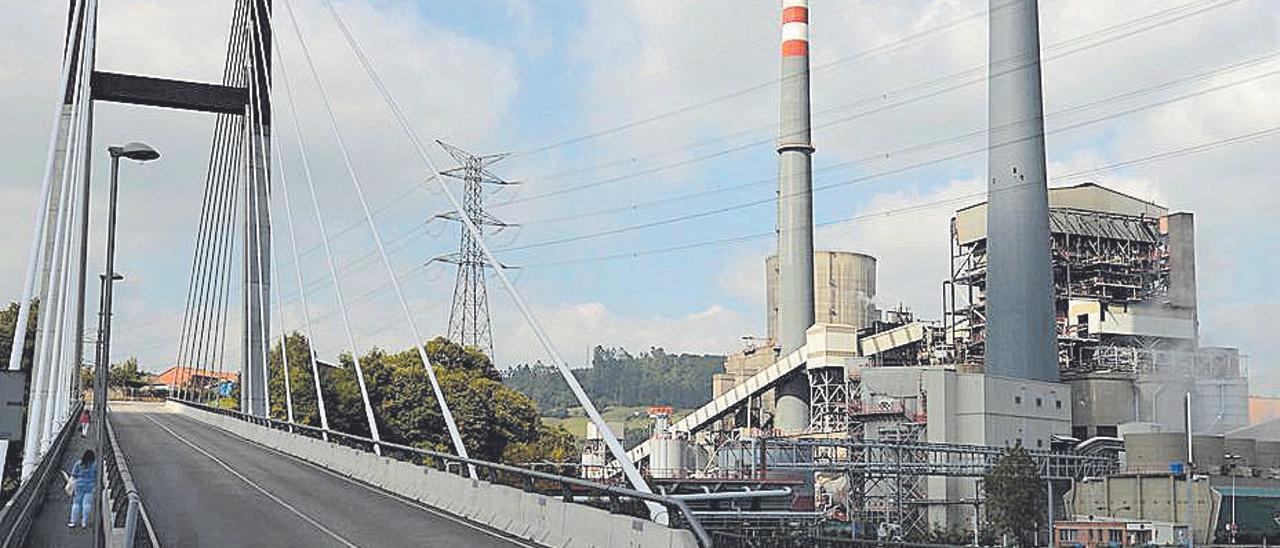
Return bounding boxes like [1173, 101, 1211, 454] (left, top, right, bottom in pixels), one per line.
[1070, 375, 1136, 437]
[168, 402, 700, 548]
[1068, 475, 1219, 545]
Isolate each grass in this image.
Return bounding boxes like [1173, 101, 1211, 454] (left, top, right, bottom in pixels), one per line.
[541, 405, 691, 443]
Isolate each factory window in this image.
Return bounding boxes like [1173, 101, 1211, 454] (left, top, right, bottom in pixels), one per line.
[1036, 397, 1043, 407]
[1015, 396, 1022, 405]
[1036, 439, 1043, 448]
[1056, 400, 1063, 410]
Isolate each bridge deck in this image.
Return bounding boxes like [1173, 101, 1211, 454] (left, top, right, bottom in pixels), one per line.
[106, 403, 527, 547]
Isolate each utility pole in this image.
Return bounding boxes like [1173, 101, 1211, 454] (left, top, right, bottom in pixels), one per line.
[431, 141, 514, 360]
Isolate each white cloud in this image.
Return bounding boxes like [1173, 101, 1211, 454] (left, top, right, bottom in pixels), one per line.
[0, 0, 521, 371]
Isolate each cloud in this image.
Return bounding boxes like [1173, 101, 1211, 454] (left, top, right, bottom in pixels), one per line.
[0, 0, 521, 371]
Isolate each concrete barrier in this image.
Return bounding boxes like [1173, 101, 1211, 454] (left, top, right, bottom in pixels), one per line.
[168, 402, 700, 548]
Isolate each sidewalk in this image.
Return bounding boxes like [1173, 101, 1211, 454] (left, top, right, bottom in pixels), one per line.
[24, 423, 97, 547]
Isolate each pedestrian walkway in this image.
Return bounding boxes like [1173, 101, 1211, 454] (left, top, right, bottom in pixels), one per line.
[25, 423, 97, 547]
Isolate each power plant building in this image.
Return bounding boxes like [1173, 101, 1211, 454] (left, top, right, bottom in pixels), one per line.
[947, 183, 1249, 438]
[603, 0, 1255, 543]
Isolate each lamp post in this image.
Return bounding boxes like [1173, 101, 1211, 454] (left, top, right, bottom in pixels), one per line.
[1225, 453, 1241, 544]
[93, 142, 158, 546]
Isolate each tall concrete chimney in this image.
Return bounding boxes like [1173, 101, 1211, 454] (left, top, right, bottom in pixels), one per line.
[774, 0, 815, 431]
[984, 0, 1057, 382]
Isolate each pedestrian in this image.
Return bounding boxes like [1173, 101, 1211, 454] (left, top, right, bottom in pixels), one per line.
[67, 449, 96, 529]
[78, 409, 90, 437]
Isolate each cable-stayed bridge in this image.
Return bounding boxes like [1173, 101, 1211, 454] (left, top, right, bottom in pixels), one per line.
[0, 0, 691, 545]
[0, 0, 1274, 546]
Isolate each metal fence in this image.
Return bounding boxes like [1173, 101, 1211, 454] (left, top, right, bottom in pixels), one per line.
[171, 398, 712, 547]
[102, 410, 159, 548]
[0, 400, 84, 548]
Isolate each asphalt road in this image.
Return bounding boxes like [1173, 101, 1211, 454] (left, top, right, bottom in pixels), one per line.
[107, 404, 529, 548]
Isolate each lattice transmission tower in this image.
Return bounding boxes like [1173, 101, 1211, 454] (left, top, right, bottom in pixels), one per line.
[432, 141, 515, 359]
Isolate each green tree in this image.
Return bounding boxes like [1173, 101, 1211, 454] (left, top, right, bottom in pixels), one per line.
[273, 335, 543, 462]
[0, 300, 39, 505]
[503, 346, 725, 415]
[267, 332, 325, 426]
[984, 442, 1045, 546]
[109, 356, 146, 389]
[503, 423, 579, 470]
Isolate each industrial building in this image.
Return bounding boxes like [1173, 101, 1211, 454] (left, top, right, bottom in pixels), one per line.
[576, 0, 1257, 544]
[947, 183, 1250, 438]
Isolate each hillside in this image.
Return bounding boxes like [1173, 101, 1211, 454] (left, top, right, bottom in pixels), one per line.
[503, 346, 723, 416]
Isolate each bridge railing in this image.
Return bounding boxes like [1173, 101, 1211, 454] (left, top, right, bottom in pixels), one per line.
[0, 400, 84, 548]
[102, 410, 159, 548]
[171, 398, 711, 547]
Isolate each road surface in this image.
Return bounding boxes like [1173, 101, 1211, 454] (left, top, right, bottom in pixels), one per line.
[107, 403, 529, 547]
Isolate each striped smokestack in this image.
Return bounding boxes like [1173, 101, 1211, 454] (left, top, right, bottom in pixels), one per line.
[774, 0, 815, 432]
[984, 0, 1057, 382]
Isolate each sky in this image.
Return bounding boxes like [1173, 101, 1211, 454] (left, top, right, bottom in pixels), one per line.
[1, 0, 1278, 392]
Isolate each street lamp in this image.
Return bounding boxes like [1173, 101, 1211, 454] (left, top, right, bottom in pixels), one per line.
[1224, 453, 1242, 544]
[93, 142, 158, 545]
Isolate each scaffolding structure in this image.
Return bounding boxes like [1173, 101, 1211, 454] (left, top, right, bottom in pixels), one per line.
[946, 193, 1176, 373]
[704, 434, 1117, 540]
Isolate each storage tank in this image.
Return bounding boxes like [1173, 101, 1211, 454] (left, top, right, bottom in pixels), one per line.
[1256, 441, 1280, 469]
[1224, 437, 1258, 467]
[650, 437, 689, 479]
[768, 251, 877, 341]
[1123, 432, 1187, 472]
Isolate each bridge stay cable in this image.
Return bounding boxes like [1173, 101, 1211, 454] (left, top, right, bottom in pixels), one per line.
[270, 126, 329, 433]
[278, 0, 475, 475]
[268, 7, 384, 454]
[244, 17, 274, 419]
[314, 0, 664, 515]
[175, 0, 253, 403]
[241, 10, 295, 425]
[19, 0, 95, 479]
[173, 0, 251, 391]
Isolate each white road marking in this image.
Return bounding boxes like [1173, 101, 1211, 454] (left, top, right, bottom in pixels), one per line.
[181, 416, 541, 548]
[140, 413, 361, 548]
[163, 412, 539, 548]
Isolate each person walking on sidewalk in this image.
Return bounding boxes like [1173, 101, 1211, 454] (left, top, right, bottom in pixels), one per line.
[67, 450, 96, 529]
[78, 409, 90, 437]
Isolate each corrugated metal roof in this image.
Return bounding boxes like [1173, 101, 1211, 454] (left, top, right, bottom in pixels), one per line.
[1050, 209, 1160, 243]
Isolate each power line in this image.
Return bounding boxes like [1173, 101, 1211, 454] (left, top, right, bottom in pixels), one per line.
[493, 67, 1280, 254]
[492, 0, 1249, 210]
[507, 0, 1243, 165]
[516, 51, 1280, 227]
[515, 124, 1280, 269]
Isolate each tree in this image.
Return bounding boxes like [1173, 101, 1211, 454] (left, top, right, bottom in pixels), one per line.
[984, 442, 1046, 546]
[268, 335, 542, 462]
[503, 423, 579, 474]
[109, 357, 146, 389]
[503, 346, 725, 415]
[0, 300, 39, 506]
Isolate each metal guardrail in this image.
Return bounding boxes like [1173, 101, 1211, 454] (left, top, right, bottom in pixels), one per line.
[0, 400, 84, 548]
[102, 410, 159, 548]
[171, 398, 712, 547]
